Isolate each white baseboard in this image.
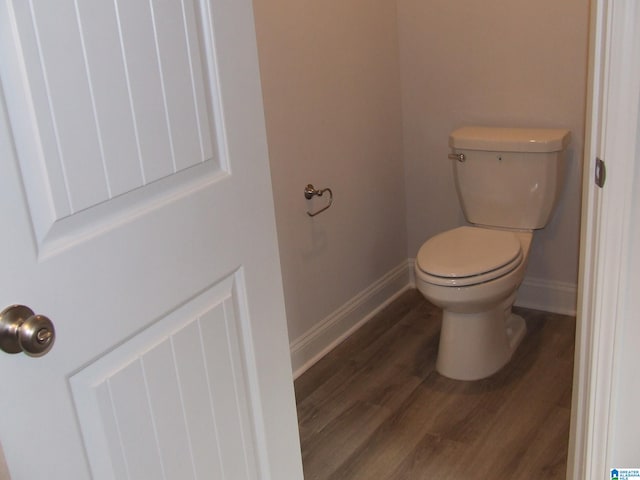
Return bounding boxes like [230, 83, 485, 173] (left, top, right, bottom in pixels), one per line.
[515, 276, 577, 316]
[410, 258, 577, 316]
[290, 261, 576, 379]
[290, 261, 412, 378]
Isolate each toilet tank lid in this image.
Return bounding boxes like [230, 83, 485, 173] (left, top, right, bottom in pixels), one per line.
[449, 126, 571, 153]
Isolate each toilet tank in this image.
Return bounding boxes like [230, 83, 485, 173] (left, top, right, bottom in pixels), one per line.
[449, 126, 571, 230]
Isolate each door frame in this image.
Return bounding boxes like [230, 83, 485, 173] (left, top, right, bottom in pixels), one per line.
[567, 0, 640, 478]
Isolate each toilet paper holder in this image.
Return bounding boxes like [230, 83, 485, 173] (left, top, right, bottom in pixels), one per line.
[304, 184, 333, 217]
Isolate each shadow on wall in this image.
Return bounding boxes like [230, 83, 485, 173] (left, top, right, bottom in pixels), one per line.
[301, 220, 328, 260]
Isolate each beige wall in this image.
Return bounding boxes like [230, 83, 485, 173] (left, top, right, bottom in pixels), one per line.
[253, 0, 407, 342]
[254, 0, 589, 348]
[398, 0, 590, 287]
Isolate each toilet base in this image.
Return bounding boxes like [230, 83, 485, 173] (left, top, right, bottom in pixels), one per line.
[436, 300, 526, 381]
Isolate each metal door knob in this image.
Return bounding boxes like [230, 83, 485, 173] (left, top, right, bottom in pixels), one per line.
[0, 305, 55, 357]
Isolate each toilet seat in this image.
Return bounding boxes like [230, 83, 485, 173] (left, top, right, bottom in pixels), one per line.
[416, 226, 523, 287]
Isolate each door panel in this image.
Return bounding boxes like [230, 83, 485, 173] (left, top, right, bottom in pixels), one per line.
[71, 275, 256, 480]
[8, 0, 220, 248]
[0, 0, 302, 478]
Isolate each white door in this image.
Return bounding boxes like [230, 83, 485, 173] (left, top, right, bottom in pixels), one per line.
[0, 1, 302, 479]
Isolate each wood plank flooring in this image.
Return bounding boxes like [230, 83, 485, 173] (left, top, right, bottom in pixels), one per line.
[295, 289, 575, 479]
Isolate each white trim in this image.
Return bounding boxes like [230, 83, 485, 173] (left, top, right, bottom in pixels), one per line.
[568, 1, 640, 478]
[290, 261, 412, 378]
[515, 277, 577, 316]
[291, 259, 578, 382]
[567, 0, 608, 477]
[408, 258, 416, 287]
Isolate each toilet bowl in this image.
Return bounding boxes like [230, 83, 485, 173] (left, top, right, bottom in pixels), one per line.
[414, 126, 570, 381]
[415, 226, 532, 380]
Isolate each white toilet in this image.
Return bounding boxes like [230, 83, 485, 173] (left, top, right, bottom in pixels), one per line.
[415, 126, 570, 381]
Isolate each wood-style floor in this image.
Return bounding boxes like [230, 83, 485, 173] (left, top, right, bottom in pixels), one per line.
[294, 289, 575, 480]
